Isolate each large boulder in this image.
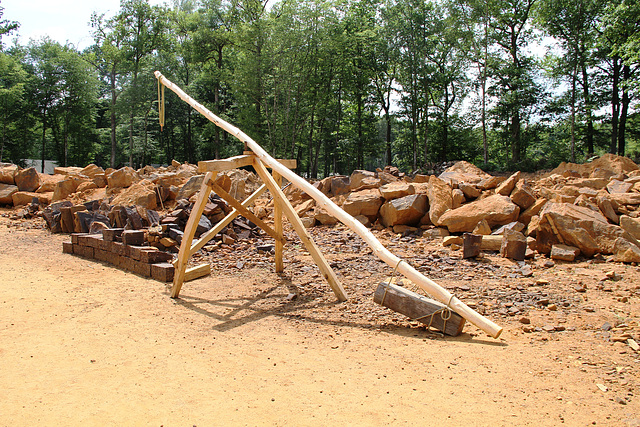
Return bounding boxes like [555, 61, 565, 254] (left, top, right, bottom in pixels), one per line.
[438, 161, 492, 186]
[0, 164, 18, 185]
[379, 181, 415, 200]
[350, 170, 382, 191]
[80, 164, 105, 178]
[0, 183, 18, 205]
[111, 179, 157, 210]
[15, 167, 41, 192]
[439, 195, 520, 233]
[107, 166, 139, 188]
[53, 166, 83, 176]
[496, 171, 520, 196]
[379, 194, 427, 227]
[535, 202, 639, 257]
[12, 191, 52, 206]
[36, 173, 65, 193]
[427, 175, 453, 226]
[342, 189, 384, 220]
[510, 179, 536, 210]
[329, 176, 351, 196]
[52, 176, 89, 202]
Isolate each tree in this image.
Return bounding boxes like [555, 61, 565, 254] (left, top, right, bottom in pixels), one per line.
[0, 1, 19, 50]
[0, 51, 27, 162]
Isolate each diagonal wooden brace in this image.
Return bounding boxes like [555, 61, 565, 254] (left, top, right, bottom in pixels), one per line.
[252, 158, 348, 301]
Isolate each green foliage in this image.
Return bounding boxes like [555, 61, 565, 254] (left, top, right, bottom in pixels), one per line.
[0, 0, 638, 175]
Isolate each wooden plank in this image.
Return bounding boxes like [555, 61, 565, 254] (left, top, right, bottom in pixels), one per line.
[197, 155, 254, 173]
[373, 281, 465, 336]
[253, 158, 347, 301]
[209, 181, 284, 243]
[273, 171, 284, 273]
[189, 184, 267, 257]
[155, 71, 502, 338]
[170, 171, 215, 298]
[184, 263, 211, 282]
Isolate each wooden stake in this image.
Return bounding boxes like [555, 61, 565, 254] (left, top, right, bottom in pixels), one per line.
[253, 158, 347, 302]
[273, 171, 284, 273]
[171, 171, 215, 298]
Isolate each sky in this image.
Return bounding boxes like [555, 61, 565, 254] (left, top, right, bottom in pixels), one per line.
[1, 0, 167, 50]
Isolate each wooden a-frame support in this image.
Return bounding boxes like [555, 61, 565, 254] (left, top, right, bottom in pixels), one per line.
[155, 71, 503, 338]
[170, 152, 348, 302]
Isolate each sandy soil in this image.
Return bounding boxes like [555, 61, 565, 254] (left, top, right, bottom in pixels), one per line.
[0, 212, 639, 426]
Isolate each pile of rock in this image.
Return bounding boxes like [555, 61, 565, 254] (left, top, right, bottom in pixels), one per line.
[284, 155, 640, 263]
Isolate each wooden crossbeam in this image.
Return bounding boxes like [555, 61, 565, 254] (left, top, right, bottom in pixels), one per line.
[189, 184, 267, 257]
[198, 155, 254, 173]
[252, 158, 348, 301]
[209, 181, 284, 244]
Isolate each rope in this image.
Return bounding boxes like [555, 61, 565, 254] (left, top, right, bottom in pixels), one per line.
[158, 79, 165, 131]
[412, 294, 455, 337]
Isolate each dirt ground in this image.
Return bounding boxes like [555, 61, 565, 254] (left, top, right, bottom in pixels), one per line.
[1, 211, 639, 426]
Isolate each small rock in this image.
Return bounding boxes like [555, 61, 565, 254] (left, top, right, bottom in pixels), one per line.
[542, 325, 555, 332]
[615, 397, 627, 405]
[601, 322, 612, 331]
[519, 317, 531, 324]
[542, 260, 555, 268]
[547, 304, 558, 311]
[535, 279, 550, 286]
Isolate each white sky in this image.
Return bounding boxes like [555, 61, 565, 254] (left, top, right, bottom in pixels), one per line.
[1, 0, 168, 50]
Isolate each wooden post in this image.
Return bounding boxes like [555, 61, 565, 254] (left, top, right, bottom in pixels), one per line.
[253, 158, 348, 302]
[273, 171, 284, 273]
[171, 171, 216, 298]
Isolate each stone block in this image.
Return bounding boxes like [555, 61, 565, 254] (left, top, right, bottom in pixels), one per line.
[62, 241, 74, 254]
[122, 230, 145, 246]
[151, 263, 175, 282]
[550, 244, 580, 262]
[103, 228, 125, 242]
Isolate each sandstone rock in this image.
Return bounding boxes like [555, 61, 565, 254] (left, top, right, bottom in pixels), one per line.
[526, 215, 540, 237]
[301, 217, 316, 228]
[492, 221, 525, 235]
[422, 227, 449, 239]
[451, 189, 465, 209]
[620, 215, 640, 241]
[76, 181, 98, 193]
[427, 175, 453, 226]
[0, 164, 19, 184]
[355, 215, 372, 227]
[350, 170, 381, 191]
[80, 164, 105, 178]
[459, 182, 480, 199]
[107, 166, 139, 188]
[314, 209, 338, 225]
[519, 198, 546, 225]
[612, 237, 640, 263]
[379, 194, 427, 227]
[0, 183, 18, 205]
[438, 161, 492, 186]
[550, 244, 580, 261]
[597, 194, 619, 224]
[15, 167, 41, 192]
[342, 189, 383, 219]
[295, 199, 315, 217]
[510, 180, 536, 210]
[574, 194, 600, 211]
[36, 173, 65, 193]
[93, 174, 107, 188]
[411, 174, 430, 183]
[608, 192, 640, 205]
[473, 219, 492, 235]
[438, 195, 520, 233]
[177, 175, 204, 200]
[52, 176, 89, 202]
[607, 179, 633, 194]
[500, 228, 527, 261]
[536, 202, 638, 257]
[393, 224, 417, 234]
[314, 177, 332, 196]
[477, 176, 504, 190]
[462, 233, 483, 258]
[443, 235, 463, 246]
[330, 176, 351, 196]
[379, 181, 415, 200]
[12, 191, 52, 206]
[53, 166, 83, 176]
[111, 179, 157, 210]
[496, 171, 520, 196]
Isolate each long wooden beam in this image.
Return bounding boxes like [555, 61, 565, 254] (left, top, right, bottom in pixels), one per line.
[155, 71, 502, 338]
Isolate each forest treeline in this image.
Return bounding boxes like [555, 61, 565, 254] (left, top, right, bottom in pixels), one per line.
[0, 0, 639, 176]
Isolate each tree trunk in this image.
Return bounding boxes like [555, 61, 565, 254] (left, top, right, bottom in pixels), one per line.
[570, 61, 577, 163]
[41, 112, 46, 173]
[110, 68, 117, 168]
[580, 57, 594, 156]
[610, 56, 620, 154]
[618, 64, 630, 156]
